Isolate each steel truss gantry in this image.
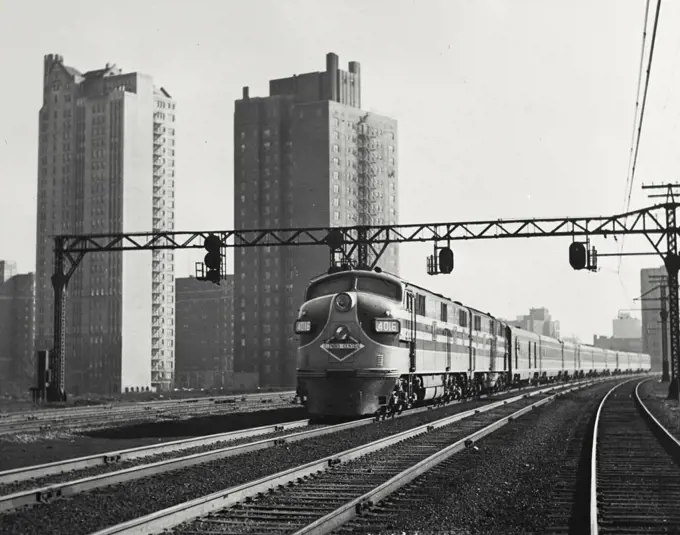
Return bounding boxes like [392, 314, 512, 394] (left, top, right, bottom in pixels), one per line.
[46, 184, 680, 401]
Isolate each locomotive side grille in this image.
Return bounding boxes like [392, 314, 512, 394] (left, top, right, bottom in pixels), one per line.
[377, 354, 384, 367]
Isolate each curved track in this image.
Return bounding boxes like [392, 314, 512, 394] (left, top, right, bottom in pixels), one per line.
[590, 378, 680, 534]
[88, 379, 617, 535]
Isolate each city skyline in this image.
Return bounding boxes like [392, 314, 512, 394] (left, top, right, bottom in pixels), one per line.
[1, 1, 679, 345]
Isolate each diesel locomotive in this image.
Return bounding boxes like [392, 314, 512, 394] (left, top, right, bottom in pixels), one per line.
[294, 267, 652, 418]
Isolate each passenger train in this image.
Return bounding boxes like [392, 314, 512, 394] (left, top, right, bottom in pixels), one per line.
[294, 267, 652, 418]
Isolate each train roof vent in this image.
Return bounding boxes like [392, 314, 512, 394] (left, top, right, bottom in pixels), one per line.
[454, 301, 462, 305]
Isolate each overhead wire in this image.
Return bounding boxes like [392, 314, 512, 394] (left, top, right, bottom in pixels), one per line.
[617, 0, 663, 273]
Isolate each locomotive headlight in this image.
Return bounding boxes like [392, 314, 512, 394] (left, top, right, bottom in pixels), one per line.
[294, 320, 313, 334]
[334, 293, 352, 312]
[373, 318, 401, 334]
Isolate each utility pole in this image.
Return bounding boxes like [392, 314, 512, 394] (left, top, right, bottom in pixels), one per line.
[643, 183, 680, 400]
[635, 277, 671, 382]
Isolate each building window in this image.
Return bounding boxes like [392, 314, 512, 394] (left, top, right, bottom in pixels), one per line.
[334, 211, 340, 221]
[333, 171, 339, 180]
[333, 198, 339, 207]
[333, 144, 339, 153]
[333, 184, 339, 193]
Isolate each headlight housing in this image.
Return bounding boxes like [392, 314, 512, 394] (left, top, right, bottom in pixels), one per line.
[334, 293, 352, 312]
[373, 318, 401, 334]
[294, 320, 313, 334]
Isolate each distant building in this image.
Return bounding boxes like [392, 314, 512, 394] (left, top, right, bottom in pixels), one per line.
[175, 276, 239, 390]
[234, 52, 399, 387]
[593, 335, 643, 354]
[640, 266, 667, 372]
[0, 270, 35, 396]
[613, 311, 641, 339]
[0, 261, 18, 285]
[511, 308, 560, 339]
[35, 54, 176, 395]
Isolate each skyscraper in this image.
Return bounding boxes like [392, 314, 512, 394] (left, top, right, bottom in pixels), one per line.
[233, 52, 399, 388]
[35, 54, 176, 395]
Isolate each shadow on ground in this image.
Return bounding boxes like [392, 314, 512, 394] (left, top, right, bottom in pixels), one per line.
[84, 406, 308, 439]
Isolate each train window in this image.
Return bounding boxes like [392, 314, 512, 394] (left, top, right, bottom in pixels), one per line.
[356, 275, 402, 301]
[306, 275, 354, 300]
[440, 303, 448, 323]
[415, 294, 426, 315]
[473, 316, 481, 331]
[458, 310, 468, 328]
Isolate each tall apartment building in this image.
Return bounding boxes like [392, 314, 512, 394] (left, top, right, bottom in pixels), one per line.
[175, 276, 235, 389]
[233, 52, 399, 387]
[640, 266, 668, 372]
[35, 54, 176, 395]
[0, 268, 35, 396]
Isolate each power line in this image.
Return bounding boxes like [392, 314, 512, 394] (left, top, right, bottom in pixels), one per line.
[621, 0, 651, 215]
[618, 0, 663, 273]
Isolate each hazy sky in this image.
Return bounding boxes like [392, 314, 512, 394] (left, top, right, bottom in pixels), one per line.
[0, 0, 678, 342]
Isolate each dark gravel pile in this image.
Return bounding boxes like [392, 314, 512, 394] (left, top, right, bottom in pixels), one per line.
[336, 380, 619, 535]
[638, 378, 680, 441]
[0, 424, 326, 496]
[0, 389, 556, 535]
[0, 406, 306, 471]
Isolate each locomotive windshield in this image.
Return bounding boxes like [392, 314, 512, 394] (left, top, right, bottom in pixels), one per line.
[305, 273, 402, 301]
[306, 274, 354, 300]
[356, 275, 402, 301]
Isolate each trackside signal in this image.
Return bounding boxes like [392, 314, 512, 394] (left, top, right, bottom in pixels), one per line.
[439, 247, 454, 274]
[569, 242, 587, 270]
[204, 234, 222, 284]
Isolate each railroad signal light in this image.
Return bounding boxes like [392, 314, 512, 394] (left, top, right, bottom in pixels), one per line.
[569, 242, 587, 270]
[203, 234, 222, 284]
[438, 247, 454, 274]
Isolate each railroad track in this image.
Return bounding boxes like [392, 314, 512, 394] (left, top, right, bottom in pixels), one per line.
[590, 378, 680, 534]
[0, 391, 297, 436]
[0, 379, 552, 513]
[87, 377, 623, 535]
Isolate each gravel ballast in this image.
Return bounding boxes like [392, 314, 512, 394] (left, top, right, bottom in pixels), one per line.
[638, 378, 680, 441]
[0, 387, 561, 535]
[0, 406, 306, 471]
[337, 379, 624, 535]
[0, 425, 326, 496]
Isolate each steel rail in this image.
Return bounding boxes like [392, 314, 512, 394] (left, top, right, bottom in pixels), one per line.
[0, 390, 296, 424]
[589, 378, 680, 534]
[0, 379, 544, 487]
[293, 380, 599, 535]
[0, 419, 311, 485]
[89, 377, 617, 535]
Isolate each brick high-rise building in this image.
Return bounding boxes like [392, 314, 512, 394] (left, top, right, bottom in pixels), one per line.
[35, 54, 176, 395]
[175, 276, 234, 389]
[233, 52, 399, 387]
[0, 269, 35, 396]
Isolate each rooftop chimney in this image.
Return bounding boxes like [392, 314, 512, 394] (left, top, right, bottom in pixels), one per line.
[243, 86, 250, 99]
